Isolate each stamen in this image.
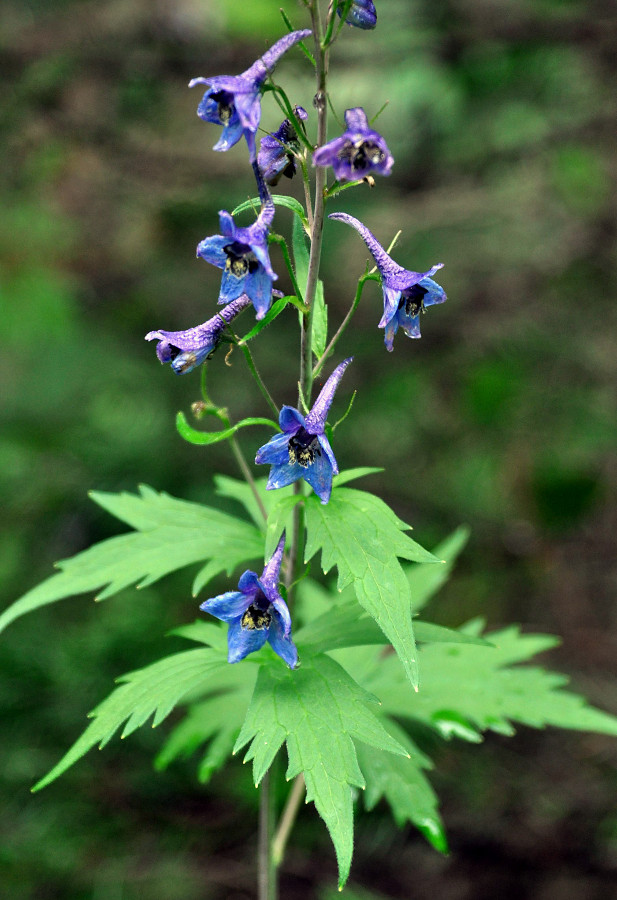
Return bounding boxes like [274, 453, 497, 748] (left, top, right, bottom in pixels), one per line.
[241, 604, 272, 631]
[339, 139, 386, 174]
[402, 284, 428, 318]
[224, 242, 260, 279]
[288, 426, 322, 468]
[210, 90, 235, 125]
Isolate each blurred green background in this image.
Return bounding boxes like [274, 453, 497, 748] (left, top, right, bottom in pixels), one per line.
[2, 0, 617, 897]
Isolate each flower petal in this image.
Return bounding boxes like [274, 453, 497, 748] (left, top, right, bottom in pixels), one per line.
[196, 235, 228, 268]
[419, 275, 447, 307]
[200, 590, 250, 622]
[227, 617, 269, 663]
[303, 451, 335, 504]
[244, 266, 274, 320]
[317, 432, 338, 475]
[213, 118, 245, 153]
[279, 405, 305, 433]
[267, 614, 299, 669]
[266, 461, 306, 491]
[238, 570, 261, 594]
[255, 431, 292, 466]
[379, 284, 403, 328]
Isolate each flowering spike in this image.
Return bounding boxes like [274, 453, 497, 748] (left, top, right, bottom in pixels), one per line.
[189, 30, 311, 161]
[145, 295, 251, 374]
[313, 107, 393, 183]
[337, 0, 377, 29]
[199, 531, 297, 668]
[255, 359, 353, 504]
[329, 212, 446, 350]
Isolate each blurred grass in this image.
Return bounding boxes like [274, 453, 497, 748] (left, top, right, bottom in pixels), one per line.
[1, 0, 617, 896]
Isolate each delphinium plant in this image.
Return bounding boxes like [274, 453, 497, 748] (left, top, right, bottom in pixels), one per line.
[4, 2, 617, 896]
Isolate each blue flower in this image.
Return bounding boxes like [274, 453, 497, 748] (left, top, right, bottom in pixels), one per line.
[189, 30, 311, 162]
[200, 534, 298, 668]
[337, 0, 377, 29]
[313, 107, 393, 183]
[255, 358, 353, 504]
[258, 106, 308, 186]
[197, 166, 277, 320]
[329, 212, 446, 351]
[145, 295, 251, 374]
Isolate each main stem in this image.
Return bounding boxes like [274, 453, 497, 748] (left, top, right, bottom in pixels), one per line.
[299, 1, 329, 410]
[257, 6, 329, 898]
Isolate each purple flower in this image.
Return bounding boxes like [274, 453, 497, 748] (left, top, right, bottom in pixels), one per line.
[189, 30, 311, 162]
[255, 358, 353, 504]
[145, 295, 251, 374]
[200, 534, 297, 668]
[197, 166, 277, 320]
[329, 212, 446, 351]
[258, 106, 308, 186]
[337, 0, 377, 29]
[313, 107, 393, 183]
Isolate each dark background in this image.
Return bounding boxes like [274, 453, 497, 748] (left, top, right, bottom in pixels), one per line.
[2, 0, 617, 897]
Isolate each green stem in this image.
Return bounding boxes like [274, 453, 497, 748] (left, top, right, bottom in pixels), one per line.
[300, 1, 329, 408]
[238, 342, 280, 420]
[228, 431, 268, 524]
[312, 273, 379, 377]
[272, 774, 306, 867]
[258, 771, 277, 900]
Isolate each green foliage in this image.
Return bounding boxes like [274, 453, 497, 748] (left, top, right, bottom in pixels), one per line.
[304, 487, 441, 688]
[347, 624, 617, 742]
[0, 486, 264, 634]
[234, 653, 408, 887]
[9, 480, 617, 888]
[32, 647, 232, 791]
[356, 719, 447, 854]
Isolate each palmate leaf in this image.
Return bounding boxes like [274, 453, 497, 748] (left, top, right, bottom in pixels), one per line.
[234, 653, 409, 888]
[32, 647, 241, 791]
[0, 486, 264, 634]
[296, 599, 491, 655]
[304, 487, 441, 689]
[362, 623, 617, 741]
[356, 718, 448, 854]
[155, 688, 255, 784]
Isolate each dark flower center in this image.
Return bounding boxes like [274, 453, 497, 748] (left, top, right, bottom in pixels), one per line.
[340, 139, 386, 174]
[211, 90, 235, 124]
[401, 284, 428, 317]
[288, 426, 321, 468]
[224, 241, 260, 279]
[241, 603, 272, 631]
